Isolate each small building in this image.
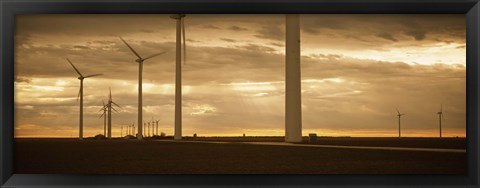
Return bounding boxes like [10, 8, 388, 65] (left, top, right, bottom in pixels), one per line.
[308, 133, 317, 142]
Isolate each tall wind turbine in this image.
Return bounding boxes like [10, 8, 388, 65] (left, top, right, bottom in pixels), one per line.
[170, 14, 187, 140]
[155, 120, 160, 136]
[396, 108, 405, 138]
[107, 87, 121, 139]
[437, 104, 444, 138]
[285, 14, 302, 143]
[120, 37, 166, 140]
[99, 100, 108, 136]
[67, 58, 103, 140]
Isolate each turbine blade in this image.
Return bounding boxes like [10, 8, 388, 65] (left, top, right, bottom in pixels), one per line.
[119, 37, 142, 59]
[182, 18, 186, 65]
[76, 87, 81, 102]
[440, 104, 443, 112]
[84, 73, 103, 78]
[396, 108, 400, 115]
[66, 58, 83, 77]
[111, 106, 119, 113]
[112, 101, 122, 108]
[143, 51, 166, 60]
[99, 112, 105, 118]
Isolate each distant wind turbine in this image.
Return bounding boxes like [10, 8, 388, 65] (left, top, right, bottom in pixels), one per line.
[132, 122, 135, 137]
[155, 120, 160, 136]
[99, 100, 108, 136]
[121, 125, 123, 137]
[66, 58, 103, 140]
[147, 121, 151, 137]
[120, 37, 166, 140]
[170, 14, 187, 140]
[107, 87, 121, 139]
[396, 108, 405, 138]
[437, 104, 445, 138]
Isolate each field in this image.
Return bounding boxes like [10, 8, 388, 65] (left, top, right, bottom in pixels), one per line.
[14, 137, 466, 174]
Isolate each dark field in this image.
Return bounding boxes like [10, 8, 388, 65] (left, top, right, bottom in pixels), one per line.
[185, 136, 466, 149]
[15, 138, 466, 174]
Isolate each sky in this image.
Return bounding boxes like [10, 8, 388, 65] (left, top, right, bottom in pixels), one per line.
[14, 14, 466, 138]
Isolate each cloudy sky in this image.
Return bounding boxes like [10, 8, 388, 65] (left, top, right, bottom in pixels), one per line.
[14, 14, 466, 138]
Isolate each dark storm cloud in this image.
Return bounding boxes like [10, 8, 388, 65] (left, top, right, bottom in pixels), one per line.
[375, 32, 398, 42]
[300, 14, 465, 50]
[220, 38, 237, 43]
[254, 25, 284, 41]
[202, 24, 221, 29]
[228, 25, 248, 31]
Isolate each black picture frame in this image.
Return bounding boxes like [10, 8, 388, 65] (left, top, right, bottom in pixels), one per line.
[1, 0, 479, 187]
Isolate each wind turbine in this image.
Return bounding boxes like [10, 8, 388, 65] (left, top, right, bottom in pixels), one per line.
[132, 122, 135, 137]
[121, 125, 123, 137]
[143, 121, 146, 136]
[120, 37, 166, 140]
[107, 87, 121, 139]
[66, 58, 103, 140]
[155, 120, 160, 136]
[99, 100, 108, 136]
[396, 108, 405, 138]
[437, 104, 445, 138]
[170, 14, 187, 140]
[147, 121, 151, 137]
[126, 124, 130, 135]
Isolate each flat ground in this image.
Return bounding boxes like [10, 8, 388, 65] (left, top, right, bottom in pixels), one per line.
[15, 137, 466, 174]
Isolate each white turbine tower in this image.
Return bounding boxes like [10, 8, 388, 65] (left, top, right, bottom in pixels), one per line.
[170, 14, 187, 140]
[285, 14, 302, 143]
[67, 58, 103, 140]
[437, 104, 445, 138]
[120, 37, 166, 140]
[396, 108, 405, 138]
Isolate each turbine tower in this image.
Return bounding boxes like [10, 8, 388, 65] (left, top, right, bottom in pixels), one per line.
[99, 100, 108, 136]
[396, 108, 405, 138]
[170, 14, 187, 140]
[107, 87, 121, 139]
[120, 37, 166, 140]
[66, 58, 103, 140]
[156, 120, 160, 136]
[147, 121, 150, 137]
[437, 104, 444, 138]
[132, 122, 135, 137]
[285, 14, 302, 143]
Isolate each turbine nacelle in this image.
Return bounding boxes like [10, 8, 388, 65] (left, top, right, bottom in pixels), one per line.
[170, 14, 186, 20]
